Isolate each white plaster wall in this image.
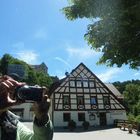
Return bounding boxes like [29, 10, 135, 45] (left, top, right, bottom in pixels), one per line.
[53, 111, 66, 127]
[87, 112, 99, 126]
[53, 110, 127, 127]
[12, 103, 33, 121]
[53, 111, 100, 127]
[106, 111, 127, 125]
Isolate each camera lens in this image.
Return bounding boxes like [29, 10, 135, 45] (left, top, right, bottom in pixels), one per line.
[15, 85, 43, 102]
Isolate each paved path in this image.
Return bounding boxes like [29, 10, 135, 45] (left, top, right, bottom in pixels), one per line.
[54, 128, 139, 140]
[23, 122, 139, 140]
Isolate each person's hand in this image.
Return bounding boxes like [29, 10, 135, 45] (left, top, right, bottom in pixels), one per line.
[32, 87, 51, 121]
[0, 75, 25, 110]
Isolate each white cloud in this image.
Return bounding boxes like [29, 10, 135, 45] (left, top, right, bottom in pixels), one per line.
[11, 42, 39, 64]
[97, 68, 122, 82]
[134, 72, 140, 76]
[34, 29, 47, 40]
[66, 46, 101, 60]
[15, 50, 39, 64]
[54, 57, 72, 69]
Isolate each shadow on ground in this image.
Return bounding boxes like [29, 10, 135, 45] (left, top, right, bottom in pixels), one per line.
[54, 125, 115, 133]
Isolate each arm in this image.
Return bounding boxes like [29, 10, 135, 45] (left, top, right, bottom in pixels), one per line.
[17, 89, 53, 140]
[33, 114, 53, 140]
[17, 114, 53, 140]
[32, 93, 54, 140]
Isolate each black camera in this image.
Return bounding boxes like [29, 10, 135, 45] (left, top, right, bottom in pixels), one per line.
[15, 85, 44, 102]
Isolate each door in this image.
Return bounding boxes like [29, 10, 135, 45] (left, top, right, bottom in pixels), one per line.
[99, 113, 107, 126]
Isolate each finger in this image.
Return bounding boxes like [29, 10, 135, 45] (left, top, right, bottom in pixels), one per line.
[0, 96, 17, 109]
[2, 75, 25, 86]
[7, 96, 16, 103]
[42, 87, 49, 95]
[0, 76, 9, 82]
[2, 80, 14, 88]
[3, 75, 13, 80]
[1, 81, 10, 88]
[8, 78, 26, 87]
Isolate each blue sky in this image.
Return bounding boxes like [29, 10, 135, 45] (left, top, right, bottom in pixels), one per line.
[0, 0, 140, 83]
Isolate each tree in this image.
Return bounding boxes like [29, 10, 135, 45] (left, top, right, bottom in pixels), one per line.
[123, 84, 140, 113]
[63, 0, 140, 69]
[23, 69, 39, 85]
[36, 72, 53, 87]
[0, 54, 13, 75]
[113, 80, 140, 93]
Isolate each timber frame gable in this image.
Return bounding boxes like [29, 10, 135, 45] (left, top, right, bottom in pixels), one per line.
[53, 63, 126, 112]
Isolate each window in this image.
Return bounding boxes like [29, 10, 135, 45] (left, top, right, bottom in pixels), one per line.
[90, 96, 97, 109]
[90, 97, 97, 105]
[63, 95, 70, 109]
[89, 81, 94, 87]
[63, 95, 70, 105]
[80, 72, 85, 78]
[103, 96, 110, 105]
[77, 81, 82, 87]
[77, 96, 84, 105]
[78, 113, 85, 121]
[77, 96, 84, 109]
[70, 81, 75, 87]
[63, 113, 71, 122]
[83, 81, 88, 87]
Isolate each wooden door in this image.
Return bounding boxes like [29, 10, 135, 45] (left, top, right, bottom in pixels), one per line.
[99, 113, 107, 126]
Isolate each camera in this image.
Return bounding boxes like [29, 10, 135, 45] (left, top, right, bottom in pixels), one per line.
[15, 85, 44, 102]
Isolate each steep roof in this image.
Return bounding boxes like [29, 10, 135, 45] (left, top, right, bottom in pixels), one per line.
[105, 83, 124, 99]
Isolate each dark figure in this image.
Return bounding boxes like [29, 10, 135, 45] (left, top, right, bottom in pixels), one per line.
[0, 75, 53, 140]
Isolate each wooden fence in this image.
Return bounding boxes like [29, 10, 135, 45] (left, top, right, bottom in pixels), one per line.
[114, 119, 140, 135]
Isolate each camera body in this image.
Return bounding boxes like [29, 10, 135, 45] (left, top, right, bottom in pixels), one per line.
[15, 85, 44, 102]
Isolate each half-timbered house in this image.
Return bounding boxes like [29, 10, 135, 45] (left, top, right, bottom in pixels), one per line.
[51, 63, 127, 127]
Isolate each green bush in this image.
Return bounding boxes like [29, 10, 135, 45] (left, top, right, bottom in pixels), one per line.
[68, 120, 76, 131]
[82, 121, 90, 130]
[127, 114, 135, 123]
[135, 115, 140, 123]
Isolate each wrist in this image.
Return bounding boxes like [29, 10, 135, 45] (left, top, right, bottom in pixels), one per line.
[34, 113, 49, 126]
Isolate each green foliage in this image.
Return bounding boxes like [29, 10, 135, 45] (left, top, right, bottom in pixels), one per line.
[82, 121, 90, 130]
[135, 115, 140, 123]
[63, 0, 140, 69]
[127, 114, 135, 123]
[123, 83, 140, 119]
[0, 54, 13, 75]
[113, 80, 140, 93]
[23, 69, 39, 85]
[68, 120, 76, 131]
[113, 80, 140, 120]
[124, 84, 140, 104]
[0, 53, 29, 75]
[36, 72, 53, 87]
